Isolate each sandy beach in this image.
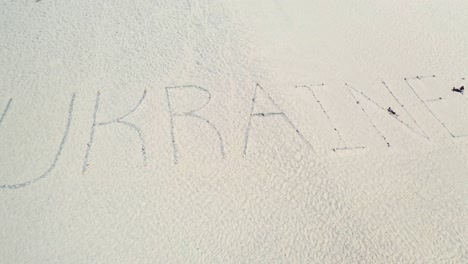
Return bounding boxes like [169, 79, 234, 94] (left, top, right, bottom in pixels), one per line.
[1, 0, 467, 263]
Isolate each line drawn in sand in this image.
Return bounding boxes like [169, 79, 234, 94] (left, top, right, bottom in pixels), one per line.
[0, 98, 12, 127]
[166, 85, 226, 164]
[1, 94, 76, 189]
[296, 84, 365, 152]
[404, 75, 468, 138]
[344, 80, 434, 147]
[82, 90, 148, 173]
[345, 83, 391, 147]
[243, 83, 315, 156]
[381, 81, 430, 140]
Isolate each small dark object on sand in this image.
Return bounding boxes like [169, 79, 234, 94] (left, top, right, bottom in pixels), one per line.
[452, 86, 464, 95]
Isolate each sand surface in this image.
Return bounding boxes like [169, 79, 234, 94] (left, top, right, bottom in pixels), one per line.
[1, 0, 467, 263]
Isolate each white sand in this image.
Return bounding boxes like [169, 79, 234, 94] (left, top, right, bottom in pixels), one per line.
[1, 0, 467, 263]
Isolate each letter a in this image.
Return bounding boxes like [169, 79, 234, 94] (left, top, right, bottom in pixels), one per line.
[243, 84, 314, 156]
